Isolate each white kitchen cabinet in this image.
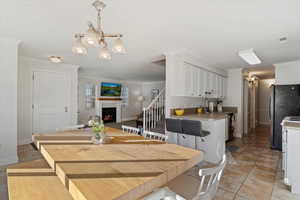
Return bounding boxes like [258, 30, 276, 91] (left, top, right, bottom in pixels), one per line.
[198, 68, 206, 97]
[216, 75, 222, 98]
[196, 119, 226, 163]
[184, 64, 193, 96]
[171, 62, 227, 99]
[166, 132, 178, 144]
[222, 77, 227, 99]
[178, 133, 196, 149]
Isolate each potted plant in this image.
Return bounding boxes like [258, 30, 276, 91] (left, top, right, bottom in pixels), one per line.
[88, 120, 106, 144]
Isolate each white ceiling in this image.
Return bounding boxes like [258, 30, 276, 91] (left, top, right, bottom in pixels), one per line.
[2, 0, 300, 81]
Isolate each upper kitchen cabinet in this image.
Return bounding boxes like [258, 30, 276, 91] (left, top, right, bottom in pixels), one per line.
[170, 60, 227, 99]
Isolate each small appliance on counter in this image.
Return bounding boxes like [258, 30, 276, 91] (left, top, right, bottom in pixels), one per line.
[217, 101, 223, 113]
[208, 101, 215, 113]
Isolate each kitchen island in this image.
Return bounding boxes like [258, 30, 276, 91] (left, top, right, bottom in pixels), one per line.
[167, 112, 227, 164]
[7, 127, 203, 200]
[281, 118, 300, 195]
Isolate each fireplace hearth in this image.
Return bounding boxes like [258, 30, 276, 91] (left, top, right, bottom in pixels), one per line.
[102, 107, 117, 123]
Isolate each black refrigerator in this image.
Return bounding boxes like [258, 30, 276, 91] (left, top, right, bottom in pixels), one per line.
[270, 84, 300, 151]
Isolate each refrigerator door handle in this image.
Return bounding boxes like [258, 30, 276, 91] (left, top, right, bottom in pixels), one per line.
[269, 96, 272, 120]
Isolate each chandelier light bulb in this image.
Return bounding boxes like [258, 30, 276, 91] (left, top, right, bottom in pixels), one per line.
[72, 38, 87, 55]
[99, 46, 111, 60]
[112, 37, 126, 53]
[83, 27, 99, 46]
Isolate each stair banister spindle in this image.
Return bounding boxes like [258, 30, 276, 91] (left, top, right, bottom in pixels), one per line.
[142, 88, 165, 132]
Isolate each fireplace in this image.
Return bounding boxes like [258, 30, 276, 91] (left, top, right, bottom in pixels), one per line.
[102, 107, 117, 123]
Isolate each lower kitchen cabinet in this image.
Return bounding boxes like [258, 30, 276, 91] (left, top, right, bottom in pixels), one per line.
[178, 133, 196, 149]
[166, 118, 226, 164]
[197, 119, 226, 163]
[282, 124, 300, 195]
[166, 132, 178, 144]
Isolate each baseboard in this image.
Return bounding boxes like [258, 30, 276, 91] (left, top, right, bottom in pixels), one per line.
[18, 138, 33, 145]
[121, 117, 136, 122]
[259, 122, 271, 125]
[0, 154, 18, 166]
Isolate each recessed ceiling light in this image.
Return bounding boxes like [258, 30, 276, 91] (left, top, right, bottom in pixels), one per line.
[48, 56, 63, 63]
[279, 37, 288, 43]
[238, 49, 261, 65]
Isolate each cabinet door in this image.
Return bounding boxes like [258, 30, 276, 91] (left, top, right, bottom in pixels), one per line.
[166, 132, 178, 144]
[217, 75, 222, 98]
[192, 66, 199, 97]
[222, 77, 227, 99]
[206, 72, 212, 97]
[198, 69, 205, 97]
[183, 64, 193, 96]
[202, 70, 208, 97]
[178, 134, 196, 149]
[210, 73, 217, 98]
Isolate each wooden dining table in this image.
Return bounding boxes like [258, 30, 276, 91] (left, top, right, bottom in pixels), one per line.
[7, 127, 203, 200]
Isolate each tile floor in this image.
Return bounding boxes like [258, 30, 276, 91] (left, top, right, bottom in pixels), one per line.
[1, 126, 300, 200]
[215, 126, 300, 200]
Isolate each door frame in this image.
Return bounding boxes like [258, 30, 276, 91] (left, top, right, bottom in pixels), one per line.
[32, 70, 73, 134]
[18, 57, 79, 145]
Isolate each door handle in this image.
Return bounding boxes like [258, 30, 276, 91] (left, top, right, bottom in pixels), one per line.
[65, 107, 68, 112]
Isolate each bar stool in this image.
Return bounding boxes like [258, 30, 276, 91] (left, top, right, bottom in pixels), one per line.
[166, 118, 183, 144]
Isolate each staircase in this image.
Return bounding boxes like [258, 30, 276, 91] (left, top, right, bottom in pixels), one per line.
[143, 89, 165, 133]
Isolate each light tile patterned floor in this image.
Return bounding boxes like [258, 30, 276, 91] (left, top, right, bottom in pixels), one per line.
[217, 126, 300, 200]
[1, 126, 300, 200]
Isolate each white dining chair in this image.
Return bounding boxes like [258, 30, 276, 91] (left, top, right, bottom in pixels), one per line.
[143, 155, 226, 200]
[122, 125, 140, 135]
[143, 131, 168, 142]
[56, 124, 85, 132]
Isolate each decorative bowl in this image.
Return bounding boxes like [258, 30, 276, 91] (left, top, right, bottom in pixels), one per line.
[175, 109, 185, 116]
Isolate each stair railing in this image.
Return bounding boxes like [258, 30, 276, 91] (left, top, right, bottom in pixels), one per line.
[143, 88, 165, 132]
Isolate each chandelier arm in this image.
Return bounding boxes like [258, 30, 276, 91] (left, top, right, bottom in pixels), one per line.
[97, 10, 102, 32]
[103, 34, 123, 38]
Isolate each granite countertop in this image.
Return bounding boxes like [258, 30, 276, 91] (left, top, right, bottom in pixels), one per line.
[282, 121, 300, 129]
[170, 112, 228, 121]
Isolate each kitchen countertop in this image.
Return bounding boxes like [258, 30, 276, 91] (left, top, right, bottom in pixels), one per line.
[170, 112, 228, 121]
[282, 121, 300, 129]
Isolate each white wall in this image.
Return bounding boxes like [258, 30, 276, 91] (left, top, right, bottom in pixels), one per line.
[258, 79, 274, 125]
[275, 60, 300, 85]
[78, 76, 149, 124]
[0, 38, 20, 165]
[142, 81, 165, 108]
[165, 52, 227, 118]
[224, 68, 243, 138]
[18, 57, 79, 145]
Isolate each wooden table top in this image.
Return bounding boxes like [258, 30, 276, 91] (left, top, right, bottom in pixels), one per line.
[9, 127, 204, 200]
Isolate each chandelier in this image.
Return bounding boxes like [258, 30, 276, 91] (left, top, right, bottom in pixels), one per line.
[72, 0, 126, 60]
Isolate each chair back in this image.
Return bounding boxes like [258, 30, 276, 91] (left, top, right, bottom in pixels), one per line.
[122, 125, 140, 135]
[143, 131, 168, 142]
[193, 155, 227, 200]
[56, 124, 85, 132]
[166, 118, 182, 133]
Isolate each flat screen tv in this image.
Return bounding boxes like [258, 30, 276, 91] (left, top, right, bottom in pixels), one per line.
[101, 82, 122, 97]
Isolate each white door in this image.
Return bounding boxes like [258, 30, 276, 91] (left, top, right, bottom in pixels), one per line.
[33, 71, 71, 134]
